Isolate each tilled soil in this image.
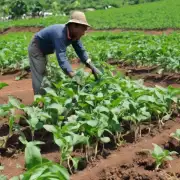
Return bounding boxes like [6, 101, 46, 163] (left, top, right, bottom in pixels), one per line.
[0, 65, 179, 179]
[1, 26, 180, 35]
[72, 119, 180, 180]
[0, 116, 180, 179]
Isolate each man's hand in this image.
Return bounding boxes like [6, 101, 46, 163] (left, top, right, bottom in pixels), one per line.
[85, 59, 102, 80]
[68, 71, 75, 78]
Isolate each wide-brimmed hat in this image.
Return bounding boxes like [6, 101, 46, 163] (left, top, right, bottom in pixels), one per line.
[66, 11, 91, 27]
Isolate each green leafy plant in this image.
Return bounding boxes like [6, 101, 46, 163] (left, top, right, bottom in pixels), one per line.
[147, 143, 178, 170]
[0, 166, 7, 180]
[170, 129, 180, 142]
[18, 136, 69, 180]
[0, 96, 25, 150]
[22, 106, 51, 140]
[44, 124, 88, 174]
[20, 160, 69, 180]
[19, 136, 44, 169]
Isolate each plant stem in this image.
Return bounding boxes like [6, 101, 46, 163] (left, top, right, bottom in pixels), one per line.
[94, 140, 98, 158]
[67, 157, 73, 175]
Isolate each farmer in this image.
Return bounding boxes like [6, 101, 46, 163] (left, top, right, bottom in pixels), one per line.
[28, 11, 100, 95]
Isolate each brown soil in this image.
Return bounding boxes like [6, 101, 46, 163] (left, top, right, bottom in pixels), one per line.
[1, 118, 179, 179]
[0, 72, 33, 105]
[119, 68, 180, 88]
[1, 26, 180, 35]
[71, 119, 180, 180]
[0, 64, 180, 179]
[88, 28, 180, 35]
[110, 61, 180, 88]
[0, 26, 43, 35]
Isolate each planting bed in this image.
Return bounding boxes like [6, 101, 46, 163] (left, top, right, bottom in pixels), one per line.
[0, 64, 179, 105]
[72, 118, 180, 180]
[0, 63, 179, 180]
[0, 111, 180, 179]
[0, 26, 179, 35]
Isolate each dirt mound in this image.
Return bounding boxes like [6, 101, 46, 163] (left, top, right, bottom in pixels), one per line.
[0, 26, 43, 35]
[1, 26, 180, 35]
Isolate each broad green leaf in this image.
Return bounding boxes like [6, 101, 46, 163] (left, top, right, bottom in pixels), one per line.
[67, 115, 78, 122]
[71, 134, 88, 146]
[38, 112, 51, 121]
[86, 120, 98, 127]
[169, 151, 178, 155]
[44, 88, 57, 96]
[165, 156, 173, 161]
[137, 95, 155, 103]
[15, 76, 21, 81]
[28, 117, 39, 129]
[43, 125, 57, 133]
[54, 138, 64, 147]
[65, 98, 72, 105]
[29, 166, 47, 180]
[0, 108, 8, 117]
[71, 157, 80, 170]
[152, 143, 164, 156]
[8, 96, 22, 109]
[162, 114, 171, 121]
[85, 100, 94, 106]
[100, 137, 110, 143]
[0, 82, 8, 90]
[19, 136, 28, 145]
[170, 129, 180, 141]
[47, 103, 64, 114]
[95, 106, 109, 113]
[25, 142, 43, 170]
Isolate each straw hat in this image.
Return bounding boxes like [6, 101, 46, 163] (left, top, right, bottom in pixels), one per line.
[66, 11, 91, 27]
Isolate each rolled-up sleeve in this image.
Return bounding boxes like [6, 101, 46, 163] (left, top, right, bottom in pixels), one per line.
[72, 40, 88, 64]
[54, 38, 73, 73]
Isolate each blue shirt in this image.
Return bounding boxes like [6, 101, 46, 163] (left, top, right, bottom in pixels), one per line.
[35, 24, 88, 73]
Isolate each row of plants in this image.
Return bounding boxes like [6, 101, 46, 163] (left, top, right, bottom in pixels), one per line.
[0, 62, 179, 179]
[1, 31, 180, 73]
[0, 32, 32, 73]
[0, 0, 178, 30]
[74, 31, 180, 72]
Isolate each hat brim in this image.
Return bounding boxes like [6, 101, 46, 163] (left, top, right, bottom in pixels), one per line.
[66, 19, 91, 27]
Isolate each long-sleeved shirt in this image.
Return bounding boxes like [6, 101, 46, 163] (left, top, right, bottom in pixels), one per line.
[35, 24, 88, 73]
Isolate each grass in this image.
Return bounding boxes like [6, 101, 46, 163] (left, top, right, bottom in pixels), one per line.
[0, 0, 180, 30]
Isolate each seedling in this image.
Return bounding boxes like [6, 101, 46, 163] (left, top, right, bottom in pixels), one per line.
[170, 129, 180, 143]
[19, 136, 69, 180]
[147, 143, 178, 170]
[44, 124, 89, 174]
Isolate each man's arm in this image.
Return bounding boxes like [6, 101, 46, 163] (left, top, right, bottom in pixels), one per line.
[72, 40, 88, 64]
[72, 40, 102, 80]
[54, 38, 74, 77]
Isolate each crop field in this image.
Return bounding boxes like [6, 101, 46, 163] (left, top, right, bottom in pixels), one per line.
[1, 0, 180, 31]
[1, 31, 180, 74]
[0, 1, 180, 180]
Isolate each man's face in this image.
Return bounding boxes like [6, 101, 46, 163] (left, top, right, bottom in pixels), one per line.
[70, 23, 88, 41]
